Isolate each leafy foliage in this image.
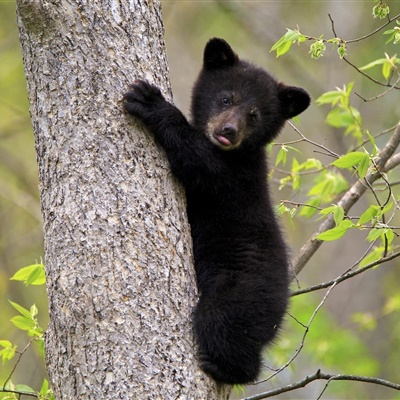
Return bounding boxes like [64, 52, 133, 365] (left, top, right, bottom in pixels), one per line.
[0, 265, 54, 400]
[265, 1, 400, 398]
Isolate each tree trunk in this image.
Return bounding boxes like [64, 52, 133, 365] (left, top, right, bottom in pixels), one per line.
[16, 1, 220, 398]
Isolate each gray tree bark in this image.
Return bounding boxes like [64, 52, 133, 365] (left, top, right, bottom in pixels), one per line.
[16, 1, 222, 398]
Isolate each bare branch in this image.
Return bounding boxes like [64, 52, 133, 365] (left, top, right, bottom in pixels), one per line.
[292, 123, 400, 275]
[2, 338, 35, 390]
[355, 73, 400, 102]
[244, 369, 400, 400]
[345, 13, 400, 44]
[291, 250, 400, 296]
[288, 121, 340, 159]
[343, 57, 400, 90]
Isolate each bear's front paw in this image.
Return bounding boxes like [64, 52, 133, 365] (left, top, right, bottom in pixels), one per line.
[123, 79, 165, 119]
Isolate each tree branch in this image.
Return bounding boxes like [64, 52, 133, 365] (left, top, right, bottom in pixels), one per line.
[292, 123, 400, 275]
[291, 249, 400, 296]
[244, 369, 400, 400]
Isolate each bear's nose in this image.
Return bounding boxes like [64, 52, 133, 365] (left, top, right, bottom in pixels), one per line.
[222, 124, 237, 137]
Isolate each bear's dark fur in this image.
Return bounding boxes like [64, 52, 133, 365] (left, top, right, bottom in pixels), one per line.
[124, 38, 310, 384]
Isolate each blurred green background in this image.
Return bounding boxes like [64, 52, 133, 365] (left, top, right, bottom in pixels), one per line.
[1, 1, 400, 398]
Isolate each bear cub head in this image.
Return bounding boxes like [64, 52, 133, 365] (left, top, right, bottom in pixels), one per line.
[191, 38, 310, 151]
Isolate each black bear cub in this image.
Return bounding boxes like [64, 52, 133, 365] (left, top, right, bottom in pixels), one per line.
[124, 38, 310, 384]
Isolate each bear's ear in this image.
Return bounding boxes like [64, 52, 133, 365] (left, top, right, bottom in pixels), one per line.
[203, 38, 239, 70]
[278, 85, 311, 119]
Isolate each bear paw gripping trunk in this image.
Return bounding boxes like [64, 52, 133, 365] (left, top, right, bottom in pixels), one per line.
[124, 38, 310, 385]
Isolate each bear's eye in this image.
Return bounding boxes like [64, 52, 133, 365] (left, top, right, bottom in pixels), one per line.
[221, 97, 231, 106]
[248, 111, 259, 122]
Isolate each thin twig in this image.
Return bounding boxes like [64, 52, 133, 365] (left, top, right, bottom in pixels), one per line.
[2, 338, 36, 389]
[243, 369, 400, 400]
[291, 250, 400, 296]
[352, 124, 397, 152]
[346, 13, 400, 43]
[288, 121, 340, 159]
[355, 73, 400, 102]
[342, 56, 400, 89]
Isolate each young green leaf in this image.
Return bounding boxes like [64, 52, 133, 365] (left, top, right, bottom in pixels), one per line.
[270, 29, 305, 57]
[357, 153, 370, 179]
[337, 44, 347, 59]
[367, 228, 384, 242]
[14, 384, 36, 394]
[40, 379, 49, 395]
[316, 90, 343, 106]
[332, 152, 369, 169]
[276, 146, 287, 166]
[316, 219, 353, 241]
[10, 263, 46, 286]
[309, 40, 326, 59]
[333, 205, 345, 225]
[9, 301, 32, 319]
[366, 130, 379, 156]
[372, 2, 390, 19]
[319, 205, 337, 217]
[318, 205, 344, 225]
[358, 205, 380, 225]
[359, 246, 385, 268]
[385, 25, 400, 44]
[10, 315, 36, 331]
[0, 340, 16, 364]
[360, 55, 400, 80]
[299, 198, 321, 218]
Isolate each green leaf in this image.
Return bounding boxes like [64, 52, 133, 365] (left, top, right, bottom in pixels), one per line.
[316, 90, 343, 106]
[372, 2, 390, 19]
[359, 246, 385, 268]
[30, 304, 38, 318]
[0, 340, 12, 348]
[332, 152, 369, 169]
[14, 384, 36, 394]
[337, 44, 347, 59]
[10, 315, 35, 331]
[309, 40, 326, 59]
[0, 341, 16, 364]
[366, 130, 379, 156]
[39, 379, 49, 396]
[270, 29, 305, 57]
[367, 228, 384, 242]
[319, 205, 337, 217]
[384, 228, 395, 245]
[318, 205, 344, 225]
[0, 388, 18, 399]
[299, 198, 321, 218]
[276, 146, 287, 166]
[316, 220, 353, 241]
[357, 153, 370, 179]
[360, 55, 400, 80]
[9, 301, 32, 319]
[333, 206, 345, 225]
[10, 263, 46, 286]
[358, 205, 380, 225]
[360, 58, 387, 71]
[37, 337, 45, 359]
[326, 108, 355, 128]
[297, 158, 323, 171]
[382, 61, 392, 80]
